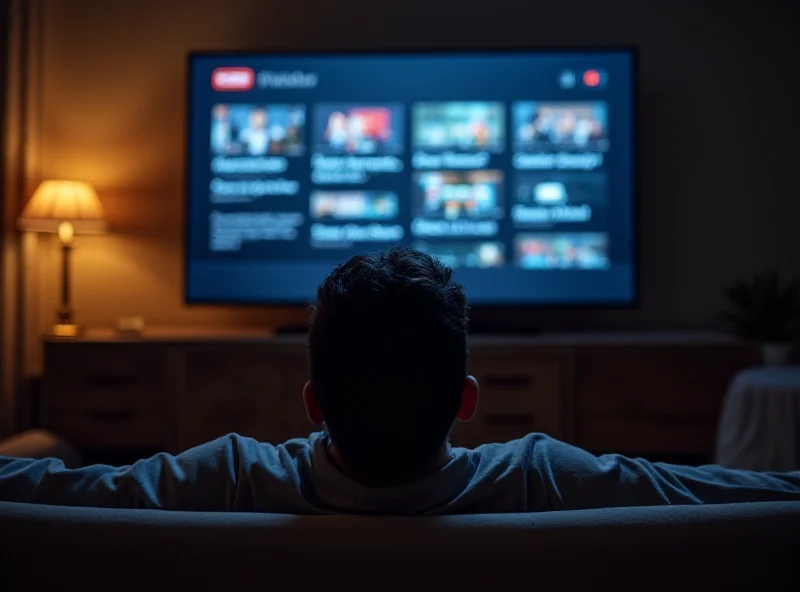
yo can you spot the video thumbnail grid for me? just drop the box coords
[207,101,610,268]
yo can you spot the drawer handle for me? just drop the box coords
[484,374,532,388]
[483,413,536,427]
[88,375,137,387]
[85,409,135,421]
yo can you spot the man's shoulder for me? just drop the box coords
[466,432,556,464]
[191,432,317,463]
[227,431,317,449]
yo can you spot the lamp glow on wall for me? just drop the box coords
[18,180,107,337]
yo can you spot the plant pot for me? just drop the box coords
[761,343,792,367]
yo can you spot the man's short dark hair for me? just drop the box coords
[308,247,468,482]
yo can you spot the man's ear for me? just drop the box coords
[456,375,479,422]
[303,381,325,426]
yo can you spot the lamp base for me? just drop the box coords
[52,323,79,338]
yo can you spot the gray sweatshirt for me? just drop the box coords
[1,432,799,514]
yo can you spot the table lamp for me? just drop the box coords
[18,180,107,337]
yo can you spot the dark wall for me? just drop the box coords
[35,0,800,331]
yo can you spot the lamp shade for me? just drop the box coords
[18,180,107,234]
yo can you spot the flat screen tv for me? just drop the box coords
[186,48,637,306]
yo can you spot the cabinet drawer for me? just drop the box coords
[46,344,167,386]
[43,411,169,449]
[472,360,560,408]
[181,348,291,448]
[469,358,563,442]
[182,348,285,412]
[44,344,167,412]
[575,346,752,422]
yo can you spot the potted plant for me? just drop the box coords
[722,272,800,366]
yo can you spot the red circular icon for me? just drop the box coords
[583,70,601,87]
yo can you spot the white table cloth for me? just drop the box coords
[714,367,800,472]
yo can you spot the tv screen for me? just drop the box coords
[186,48,637,305]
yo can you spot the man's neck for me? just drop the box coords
[326,439,451,487]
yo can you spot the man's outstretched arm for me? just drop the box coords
[530,435,800,510]
[0,434,242,510]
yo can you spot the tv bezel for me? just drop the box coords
[184,45,640,310]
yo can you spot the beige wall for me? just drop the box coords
[33,0,310,339]
[22,0,800,367]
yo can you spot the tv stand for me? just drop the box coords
[38,330,759,462]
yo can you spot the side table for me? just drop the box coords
[714,367,800,471]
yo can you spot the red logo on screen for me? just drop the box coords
[211,67,255,91]
[583,69,601,87]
